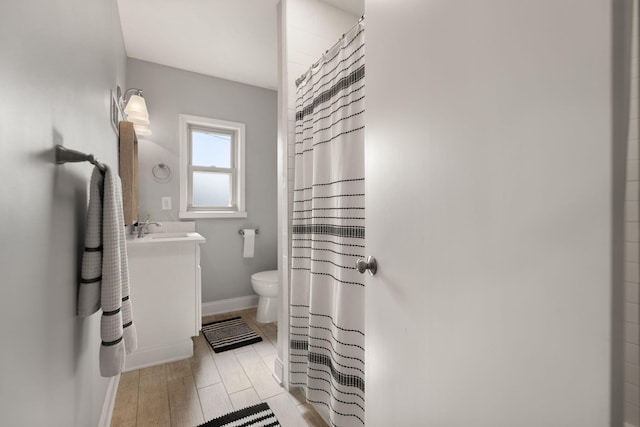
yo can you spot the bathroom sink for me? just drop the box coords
[150,233,189,239]
[127,231,205,245]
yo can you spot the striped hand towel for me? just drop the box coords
[79,166,137,377]
[78,168,103,316]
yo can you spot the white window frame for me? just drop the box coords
[179,114,247,218]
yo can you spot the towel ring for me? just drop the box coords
[152,163,171,182]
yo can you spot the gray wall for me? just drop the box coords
[0,1,126,425]
[126,59,278,303]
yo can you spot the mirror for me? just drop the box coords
[118,121,138,225]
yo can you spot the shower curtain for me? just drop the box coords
[289,22,365,427]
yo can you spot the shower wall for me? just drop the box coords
[625,1,640,424]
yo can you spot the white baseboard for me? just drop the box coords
[202,295,259,317]
[124,339,193,372]
[98,374,120,427]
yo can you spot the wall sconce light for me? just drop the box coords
[119,87,152,136]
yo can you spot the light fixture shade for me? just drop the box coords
[119,87,152,133]
[124,94,150,126]
[125,112,150,125]
[134,123,152,136]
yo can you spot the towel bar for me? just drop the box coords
[55,145,107,173]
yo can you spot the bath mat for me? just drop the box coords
[196,402,280,427]
[202,317,262,353]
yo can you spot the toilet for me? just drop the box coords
[251,270,279,323]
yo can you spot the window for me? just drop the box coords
[179,114,246,218]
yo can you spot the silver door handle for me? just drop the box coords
[355,256,377,275]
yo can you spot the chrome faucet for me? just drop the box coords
[136,218,161,238]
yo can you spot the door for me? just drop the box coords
[364,1,614,426]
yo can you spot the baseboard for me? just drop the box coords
[202,295,259,316]
[124,339,193,372]
[98,374,120,427]
[272,356,284,386]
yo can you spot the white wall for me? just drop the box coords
[625,1,640,424]
[126,59,278,303]
[0,1,126,425]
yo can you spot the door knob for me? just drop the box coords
[355,256,377,275]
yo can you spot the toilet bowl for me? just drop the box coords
[251,270,279,323]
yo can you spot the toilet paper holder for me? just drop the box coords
[238,229,259,236]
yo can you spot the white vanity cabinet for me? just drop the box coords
[124,232,205,371]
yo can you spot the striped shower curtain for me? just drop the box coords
[289,22,365,427]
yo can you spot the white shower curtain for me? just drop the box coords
[289,22,365,427]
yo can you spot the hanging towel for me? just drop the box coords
[79,165,137,377]
[78,168,103,316]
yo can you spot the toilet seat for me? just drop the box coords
[251,270,278,284]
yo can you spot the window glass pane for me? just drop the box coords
[191,130,232,168]
[192,172,231,207]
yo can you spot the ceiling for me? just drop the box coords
[117,0,364,91]
[322,0,364,16]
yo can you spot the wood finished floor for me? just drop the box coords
[110,308,327,427]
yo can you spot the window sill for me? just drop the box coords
[179,210,248,219]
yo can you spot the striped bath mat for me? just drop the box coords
[196,402,280,427]
[202,317,262,353]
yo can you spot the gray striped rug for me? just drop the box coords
[202,317,262,353]
[196,402,279,427]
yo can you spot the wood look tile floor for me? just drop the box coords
[110,308,327,427]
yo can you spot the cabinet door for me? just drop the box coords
[118,121,138,225]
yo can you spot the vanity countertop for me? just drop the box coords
[126,221,205,246]
[126,231,205,246]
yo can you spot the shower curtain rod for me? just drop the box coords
[295,14,365,87]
